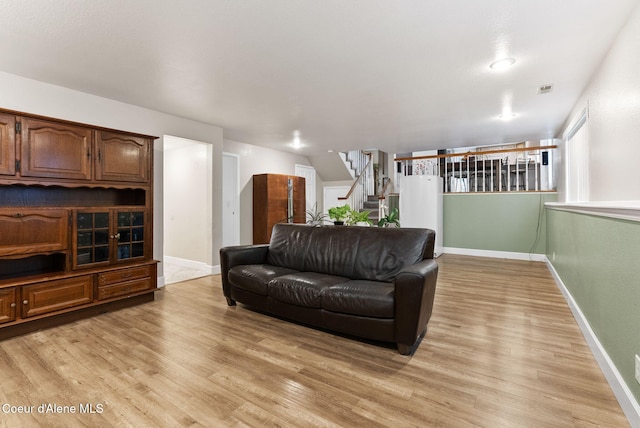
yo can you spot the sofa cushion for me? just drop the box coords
[267,224,434,282]
[228,264,298,295]
[268,272,348,308]
[321,280,395,318]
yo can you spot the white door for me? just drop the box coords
[295,164,316,213]
[222,153,240,247]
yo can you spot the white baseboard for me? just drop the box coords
[164,256,214,274]
[443,247,547,262]
[157,276,166,288]
[546,261,640,427]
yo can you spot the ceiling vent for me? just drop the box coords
[538,84,553,94]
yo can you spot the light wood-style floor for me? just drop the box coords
[0,254,628,427]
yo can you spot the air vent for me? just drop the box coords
[538,84,553,94]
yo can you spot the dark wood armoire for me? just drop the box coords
[253,174,306,244]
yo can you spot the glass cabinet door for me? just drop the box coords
[76,211,110,266]
[74,208,146,269]
[116,211,145,261]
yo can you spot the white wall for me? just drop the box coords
[559,2,640,201]
[223,139,316,244]
[0,71,225,283]
[163,138,211,264]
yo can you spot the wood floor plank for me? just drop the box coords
[0,254,630,427]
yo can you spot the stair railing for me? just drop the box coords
[338,151,373,212]
[377,177,394,220]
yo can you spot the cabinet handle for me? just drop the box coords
[121,272,133,279]
[10,303,16,308]
[11,213,24,218]
[22,300,28,305]
[109,233,121,240]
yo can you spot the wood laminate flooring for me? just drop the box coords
[0,254,629,427]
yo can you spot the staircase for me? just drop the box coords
[337,150,389,225]
[362,194,380,224]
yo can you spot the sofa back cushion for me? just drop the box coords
[267,224,434,282]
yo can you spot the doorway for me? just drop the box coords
[163,135,213,284]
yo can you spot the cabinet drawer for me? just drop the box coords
[98,278,152,300]
[21,276,93,318]
[98,265,151,286]
[0,209,68,256]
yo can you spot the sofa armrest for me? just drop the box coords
[394,259,439,353]
[219,244,270,302]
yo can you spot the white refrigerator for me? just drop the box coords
[398,175,443,257]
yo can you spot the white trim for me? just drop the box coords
[563,106,588,141]
[157,276,166,288]
[546,201,640,222]
[443,247,547,262]
[164,256,215,274]
[546,261,640,427]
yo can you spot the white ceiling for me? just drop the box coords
[0,0,638,156]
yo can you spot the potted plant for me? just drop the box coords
[306,203,329,226]
[347,209,372,226]
[328,204,350,225]
[378,207,400,228]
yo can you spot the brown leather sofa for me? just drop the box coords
[220,223,439,355]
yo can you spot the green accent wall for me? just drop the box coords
[443,193,557,253]
[547,209,640,403]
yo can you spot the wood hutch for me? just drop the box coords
[0,109,158,339]
[253,174,305,244]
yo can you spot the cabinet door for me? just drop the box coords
[96,131,149,183]
[253,174,306,244]
[0,209,68,256]
[115,210,147,261]
[0,113,16,176]
[21,117,92,180]
[73,209,148,269]
[0,288,17,324]
[21,276,93,318]
[73,210,111,269]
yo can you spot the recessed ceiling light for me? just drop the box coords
[498,113,517,120]
[489,58,516,71]
[291,130,302,149]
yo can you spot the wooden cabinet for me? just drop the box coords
[0,108,157,338]
[96,131,150,183]
[0,113,15,176]
[0,288,16,324]
[0,209,68,257]
[21,117,93,180]
[13,117,151,183]
[253,174,305,244]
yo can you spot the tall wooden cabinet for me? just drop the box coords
[253,173,306,244]
[0,108,157,339]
